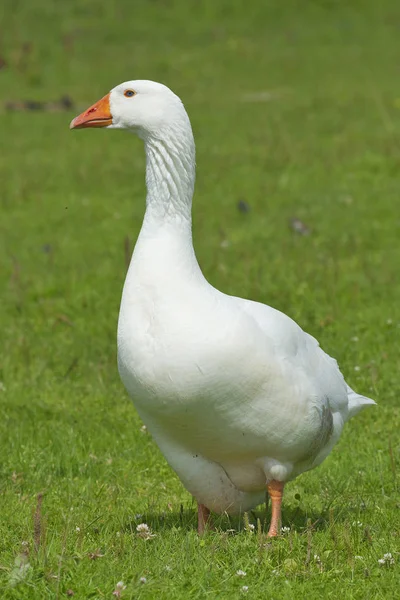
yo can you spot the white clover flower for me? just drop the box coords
[236,570,247,577]
[112,581,126,598]
[314,555,321,564]
[378,553,395,566]
[383,553,394,561]
[139,577,147,584]
[281,526,290,534]
[354,366,361,372]
[241,586,249,593]
[136,523,156,540]
[75,526,80,532]
[384,553,394,564]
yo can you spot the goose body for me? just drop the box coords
[71,81,375,533]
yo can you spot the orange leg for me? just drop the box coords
[197,503,211,535]
[266,480,284,537]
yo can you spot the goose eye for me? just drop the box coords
[124,89,136,98]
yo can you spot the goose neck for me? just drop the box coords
[142,126,196,232]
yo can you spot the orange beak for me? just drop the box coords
[70,93,112,129]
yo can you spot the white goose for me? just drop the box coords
[70,81,375,536]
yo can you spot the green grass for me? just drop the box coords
[1,0,399,597]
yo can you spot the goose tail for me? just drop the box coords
[347,384,376,418]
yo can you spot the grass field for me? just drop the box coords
[1,0,399,598]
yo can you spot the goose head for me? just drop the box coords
[70,80,189,141]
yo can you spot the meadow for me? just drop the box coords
[0,0,399,598]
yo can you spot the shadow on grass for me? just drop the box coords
[122,502,332,535]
